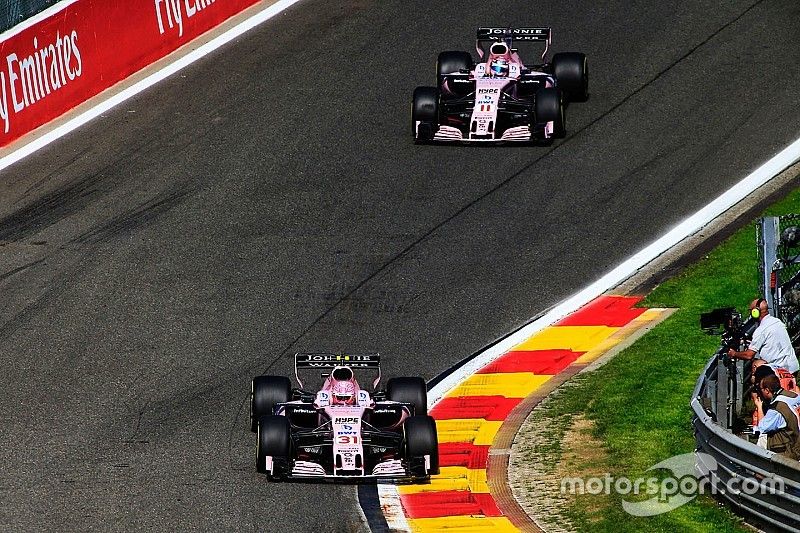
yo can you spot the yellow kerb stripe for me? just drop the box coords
[398,466,490,494]
[574,335,624,364]
[446,372,551,399]
[408,516,519,532]
[513,325,619,352]
[435,419,504,446]
[574,309,669,364]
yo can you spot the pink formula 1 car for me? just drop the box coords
[412,27,588,143]
[250,353,439,481]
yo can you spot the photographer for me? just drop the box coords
[754,375,800,459]
[727,298,799,376]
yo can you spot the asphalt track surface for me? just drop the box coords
[1,0,799,531]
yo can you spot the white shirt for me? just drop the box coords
[749,315,799,373]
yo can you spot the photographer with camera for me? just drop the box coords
[727,298,799,376]
[754,374,800,459]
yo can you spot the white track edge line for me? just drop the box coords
[376,138,800,532]
[0,0,80,41]
[376,483,410,531]
[0,0,305,174]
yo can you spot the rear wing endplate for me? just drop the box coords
[476,27,552,59]
[294,353,382,389]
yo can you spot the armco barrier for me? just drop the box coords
[691,356,800,531]
[0,0,264,148]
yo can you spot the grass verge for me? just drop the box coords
[518,184,800,532]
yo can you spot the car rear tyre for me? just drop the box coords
[437,51,472,78]
[535,88,565,138]
[250,376,291,432]
[404,415,439,476]
[387,377,427,415]
[412,86,439,142]
[552,52,588,102]
[256,415,291,478]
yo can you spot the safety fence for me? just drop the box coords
[0,0,62,33]
[759,215,800,344]
[692,215,800,531]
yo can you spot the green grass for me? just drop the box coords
[521,183,800,532]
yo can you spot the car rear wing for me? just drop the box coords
[476,27,552,60]
[294,352,382,389]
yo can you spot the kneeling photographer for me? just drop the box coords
[753,374,800,459]
[727,298,799,377]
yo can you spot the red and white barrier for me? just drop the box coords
[0,0,263,148]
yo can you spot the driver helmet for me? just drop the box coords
[331,380,356,405]
[490,58,509,77]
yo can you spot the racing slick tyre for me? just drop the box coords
[404,415,440,476]
[412,86,439,142]
[535,88,565,138]
[250,375,291,432]
[552,52,588,102]
[437,51,472,78]
[387,377,427,415]
[256,415,291,479]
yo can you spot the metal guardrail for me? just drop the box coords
[691,356,800,531]
[0,0,62,34]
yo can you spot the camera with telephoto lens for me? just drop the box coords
[700,307,759,365]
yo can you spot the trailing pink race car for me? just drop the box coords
[412,27,588,143]
[250,353,439,481]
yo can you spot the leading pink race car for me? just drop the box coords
[250,353,439,481]
[412,27,588,143]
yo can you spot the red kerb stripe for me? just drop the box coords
[431,396,521,421]
[401,491,503,518]
[438,443,491,468]
[556,295,645,327]
[478,349,583,375]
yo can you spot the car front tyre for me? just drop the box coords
[404,415,439,476]
[256,415,291,479]
[535,88,565,138]
[412,86,439,142]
